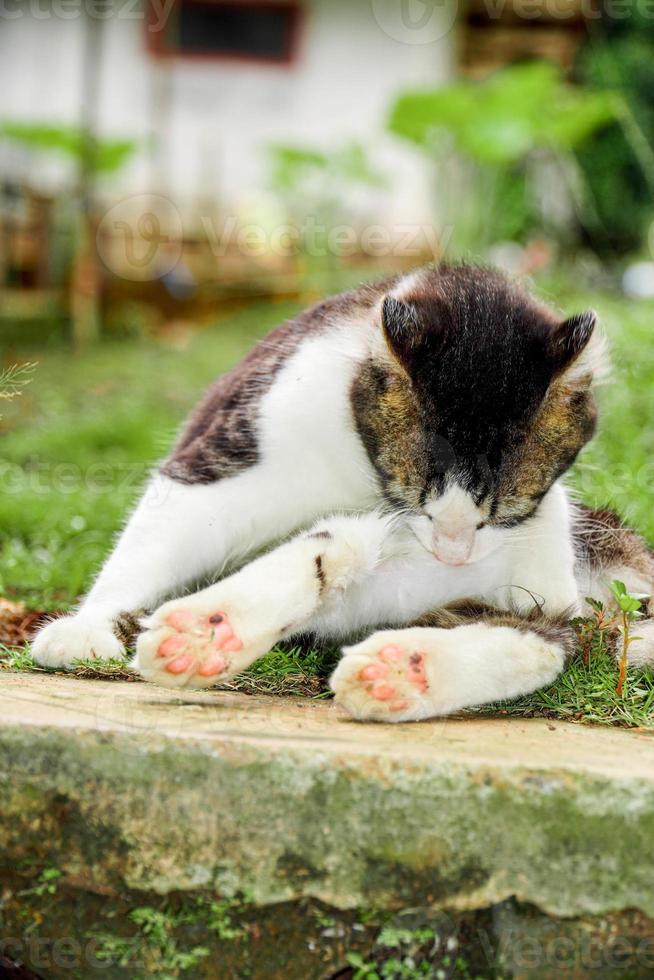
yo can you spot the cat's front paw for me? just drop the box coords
[331,630,444,723]
[31,615,125,668]
[134,591,274,688]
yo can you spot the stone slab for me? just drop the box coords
[1,671,654,918]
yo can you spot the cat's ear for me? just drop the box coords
[549,311,597,369]
[381,296,423,367]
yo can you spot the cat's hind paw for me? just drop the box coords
[331,630,441,723]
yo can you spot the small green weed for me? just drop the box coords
[345,921,486,979]
[610,580,648,695]
[91,902,219,978]
[497,584,653,727]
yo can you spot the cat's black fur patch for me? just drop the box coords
[351,264,599,524]
[314,554,327,595]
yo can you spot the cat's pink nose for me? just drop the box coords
[432,528,475,566]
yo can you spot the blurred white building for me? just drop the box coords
[0,0,459,227]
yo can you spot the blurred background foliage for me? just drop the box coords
[387,60,618,254]
[0,122,138,175]
[574,15,654,256]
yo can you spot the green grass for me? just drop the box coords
[490,646,654,729]
[0,640,341,697]
[0,299,299,607]
[1,277,653,726]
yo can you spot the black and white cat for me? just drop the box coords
[32,264,654,721]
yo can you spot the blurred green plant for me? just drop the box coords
[268,141,387,281]
[269,141,386,198]
[266,141,388,289]
[0,121,137,174]
[575,21,654,256]
[387,61,617,255]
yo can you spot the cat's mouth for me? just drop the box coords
[433,552,472,567]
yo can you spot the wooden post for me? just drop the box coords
[70,14,104,347]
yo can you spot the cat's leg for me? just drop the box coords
[134,511,396,688]
[330,488,582,724]
[32,320,376,670]
[31,469,313,668]
[331,603,574,722]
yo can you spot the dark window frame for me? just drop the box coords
[146,0,303,67]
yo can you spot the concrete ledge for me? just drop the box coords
[1,672,654,919]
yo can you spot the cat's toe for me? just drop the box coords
[330,635,434,722]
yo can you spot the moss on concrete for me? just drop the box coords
[2,719,654,918]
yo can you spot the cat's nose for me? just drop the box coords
[432,527,475,566]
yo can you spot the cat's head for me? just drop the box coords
[355,264,606,565]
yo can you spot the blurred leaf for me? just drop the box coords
[268,144,329,190]
[268,140,386,193]
[0,120,137,173]
[388,62,617,165]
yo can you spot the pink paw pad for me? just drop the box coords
[210,622,234,647]
[157,635,187,659]
[166,654,193,675]
[371,683,397,701]
[359,663,389,681]
[407,652,428,692]
[197,652,228,677]
[379,645,404,663]
[206,613,243,652]
[165,610,195,631]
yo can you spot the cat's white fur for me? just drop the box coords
[31,305,650,720]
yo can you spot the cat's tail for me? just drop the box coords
[572,503,654,667]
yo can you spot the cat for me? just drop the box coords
[32,263,654,722]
